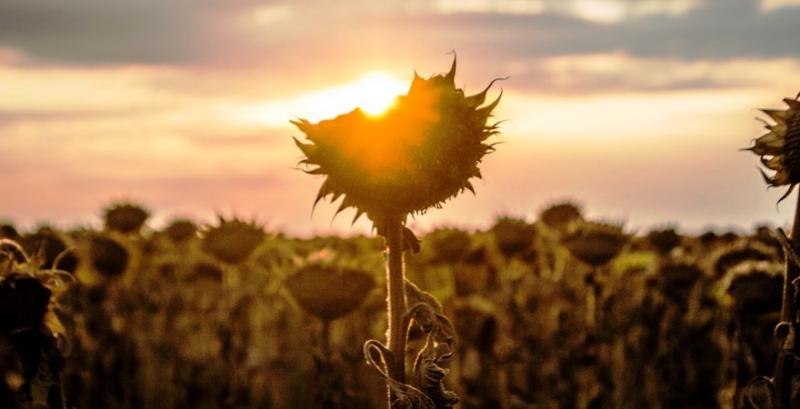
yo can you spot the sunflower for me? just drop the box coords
[745,93,800,201]
[285,263,375,321]
[561,222,628,268]
[202,217,266,264]
[102,201,150,234]
[292,57,503,224]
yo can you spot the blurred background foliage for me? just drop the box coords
[0,201,787,409]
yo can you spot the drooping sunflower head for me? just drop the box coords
[102,201,150,234]
[745,93,800,201]
[539,201,583,234]
[202,216,266,265]
[561,221,628,268]
[293,57,504,224]
[285,263,376,321]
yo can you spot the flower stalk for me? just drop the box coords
[385,216,407,385]
[773,193,800,409]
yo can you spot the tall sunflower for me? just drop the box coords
[293,57,504,408]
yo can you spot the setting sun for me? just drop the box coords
[236,70,407,126]
[351,71,407,115]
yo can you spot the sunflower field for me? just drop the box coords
[0,200,788,409]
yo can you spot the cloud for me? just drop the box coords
[0,0,266,64]
[0,0,798,66]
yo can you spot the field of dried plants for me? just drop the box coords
[0,201,786,408]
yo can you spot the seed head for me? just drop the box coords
[561,222,628,267]
[164,218,198,244]
[744,93,800,201]
[102,201,150,234]
[88,234,131,279]
[202,216,265,264]
[285,263,375,321]
[490,216,536,258]
[539,201,583,234]
[293,57,504,223]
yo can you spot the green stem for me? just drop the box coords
[385,216,407,387]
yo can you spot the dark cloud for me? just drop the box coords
[371,0,800,61]
[0,0,265,64]
[0,0,798,67]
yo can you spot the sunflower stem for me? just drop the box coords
[321,319,331,357]
[774,192,800,409]
[385,216,407,394]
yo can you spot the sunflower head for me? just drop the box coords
[657,262,703,302]
[202,216,266,264]
[0,273,52,334]
[561,221,628,267]
[164,218,198,244]
[645,228,682,255]
[102,201,150,234]
[724,263,783,315]
[745,93,800,201]
[490,215,536,258]
[293,57,503,224]
[87,233,132,279]
[285,263,375,321]
[539,201,583,234]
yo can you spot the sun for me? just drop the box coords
[350,71,407,116]
[234,71,408,126]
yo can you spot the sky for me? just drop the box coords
[2,0,800,236]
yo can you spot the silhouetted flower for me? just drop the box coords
[0,273,52,334]
[103,201,150,234]
[658,262,703,301]
[163,218,198,244]
[645,228,682,255]
[724,263,783,314]
[292,58,503,223]
[202,217,265,264]
[491,216,536,258]
[286,264,375,321]
[562,222,627,267]
[88,234,130,278]
[539,201,583,234]
[745,93,800,200]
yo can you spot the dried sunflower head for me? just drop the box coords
[539,201,583,234]
[87,233,132,279]
[561,222,628,267]
[293,58,503,224]
[202,216,266,264]
[102,201,150,234]
[285,263,375,321]
[0,273,52,334]
[163,218,198,244]
[657,262,703,302]
[723,262,783,315]
[745,93,800,201]
[645,228,682,256]
[490,216,536,258]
